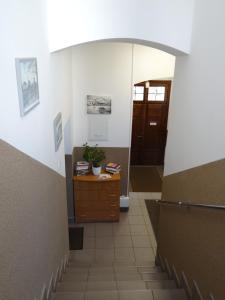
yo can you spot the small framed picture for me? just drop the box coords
[15,57,40,116]
[87,95,112,114]
[53,112,63,152]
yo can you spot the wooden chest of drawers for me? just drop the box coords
[73,173,120,223]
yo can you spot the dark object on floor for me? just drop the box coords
[120,207,129,212]
[69,226,84,250]
[130,166,162,192]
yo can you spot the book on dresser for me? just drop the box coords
[105,162,121,174]
[75,161,90,175]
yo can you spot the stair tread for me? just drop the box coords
[146,280,177,289]
[152,289,187,300]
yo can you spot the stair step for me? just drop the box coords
[152,289,187,300]
[52,290,155,300]
[52,289,187,300]
[145,280,177,289]
[141,272,168,280]
[52,292,84,300]
[68,258,156,268]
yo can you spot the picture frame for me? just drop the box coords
[53,112,63,152]
[15,57,40,116]
[87,95,111,114]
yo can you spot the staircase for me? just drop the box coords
[51,193,188,300]
[52,253,187,300]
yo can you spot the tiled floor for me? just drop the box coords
[73,192,161,263]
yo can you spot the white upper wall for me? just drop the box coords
[48,0,195,55]
[164,0,225,175]
[0,0,72,176]
[71,42,175,148]
[133,45,175,83]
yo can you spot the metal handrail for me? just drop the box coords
[152,199,225,210]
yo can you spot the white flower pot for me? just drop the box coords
[92,165,102,176]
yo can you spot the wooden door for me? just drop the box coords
[131,80,171,165]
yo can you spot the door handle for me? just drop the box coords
[137,135,143,138]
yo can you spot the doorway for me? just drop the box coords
[130,80,171,192]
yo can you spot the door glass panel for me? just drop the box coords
[148,86,165,101]
[133,86,144,101]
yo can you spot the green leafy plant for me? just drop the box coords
[83,143,105,167]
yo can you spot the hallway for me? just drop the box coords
[52,193,187,300]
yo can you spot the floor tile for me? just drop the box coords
[83,224,96,237]
[73,250,95,262]
[133,247,155,261]
[114,247,135,262]
[85,290,119,300]
[119,290,154,300]
[131,236,151,247]
[113,224,130,236]
[96,223,113,237]
[95,249,114,261]
[83,237,95,249]
[130,225,148,235]
[128,206,143,216]
[114,236,132,248]
[119,213,129,224]
[128,215,145,225]
[96,237,114,249]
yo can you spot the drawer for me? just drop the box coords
[74,181,101,191]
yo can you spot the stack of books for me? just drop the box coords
[105,162,121,174]
[75,161,90,176]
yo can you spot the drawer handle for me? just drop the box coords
[111,204,117,207]
[109,194,117,197]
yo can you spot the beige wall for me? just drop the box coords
[159,158,225,300]
[0,140,69,300]
[162,158,225,205]
[158,205,225,300]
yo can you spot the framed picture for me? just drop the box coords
[87,95,111,114]
[15,57,40,116]
[53,112,63,152]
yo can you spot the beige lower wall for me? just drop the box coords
[0,140,69,300]
[162,158,225,204]
[158,205,225,300]
[159,158,225,300]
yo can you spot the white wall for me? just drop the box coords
[133,44,175,83]
[164,0,225,175]
[72,42,133,147]
[48,0,194,55]
[0,0,72,176]
[71,42,175,148]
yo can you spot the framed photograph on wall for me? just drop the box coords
[87,95,111,114]
[15,57,40,116]
[53,112,63,152]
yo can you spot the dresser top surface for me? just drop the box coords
[73,172,120,182]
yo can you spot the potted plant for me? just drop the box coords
[83,143,106,175]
